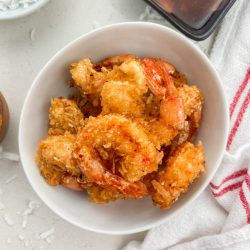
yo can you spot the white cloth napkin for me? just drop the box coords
[124,0,250,249]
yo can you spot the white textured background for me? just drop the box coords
[0,0,214,249]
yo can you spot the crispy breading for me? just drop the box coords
[146,119,178,148]
[75,114,163,183]
[119,58,148,94]
[70,59,109,106]
[87,185,126,204]
[48,98,84,135]
[70,57,148,106]
[177,85,204,117]
[36,133,81,185]
[172,70,188,88]
[101,81,145,117]
[152,142,205,208]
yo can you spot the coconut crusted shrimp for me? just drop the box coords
[74,114,162,183]
[74,144,148,199]
[35,53,206,208]
[152,142,205,209]
[141,58,204,147]
[138,58,183,148]
[74,115,164,198]
[70,55,147,107]
[141,58,185,130]
[100,56,149,117]
[48,98,84,135]
[101,81,146,117]
[87,185,126,204]
[70,59,109,106]
[36,133,79,184]
[172,85,204,147]
[36,133,91,190]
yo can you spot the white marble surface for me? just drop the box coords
[0,0,215,249]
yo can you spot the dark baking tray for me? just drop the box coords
[144,0,237,41]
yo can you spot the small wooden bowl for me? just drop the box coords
[0,92,9,142]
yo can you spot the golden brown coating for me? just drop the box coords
[74,144,148,199]
[36,133,81,185]
[75,114,163,183]
[152,142,205,208]
[70,59,109,106]
[171,85,204,147]
[118,58,148,94]
[97,54,138,69]
[48,98,84,135]
[144,93,161,119]
[87,185,126,204]
[70,56,148,108]
[172,71,188,88]
[177,85,204,117]
[146,120,178,148]
[101,81,145,117]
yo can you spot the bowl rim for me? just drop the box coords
[0,0,49,20]
[18,21,229,235]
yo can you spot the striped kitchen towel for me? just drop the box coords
[124,0,250,249]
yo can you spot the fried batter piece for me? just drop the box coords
[172,71,188,88]
[101,81,145,117]
[75,114,163,183]
[177,85,204,117]
[87,185,126,204]
[147,120,178,148]
[152,142,205,208]
[74,144,148,199]
[118,58,148,94]
[36,133,92,190]
[70,59,109,106]
[36,133,81,185]
[171,85,204,147]
[48,98,84,135]
[70,56,148,108]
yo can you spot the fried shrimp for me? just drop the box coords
[36,133,81,185]
[171,85,204,147]
[87,185,126,204]
[119,58,148,94]
[152,142,205,208]
[70,59,109,106]
[48,98,84,135]
[146,120,178,148]
[36,54,206,208]
[75,115,163,182]
[141,58,185,130]
[74,144,148,199]
[177,85,204,117]
[101,81,145,117]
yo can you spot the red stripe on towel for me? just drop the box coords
[227,89,250,150]
[230,66,250,118]
[212,181,243,197]
[210,168,247,190]
[245,174,250,190]
[239,188,250,224]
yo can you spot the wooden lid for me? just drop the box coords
[0,92,9,142]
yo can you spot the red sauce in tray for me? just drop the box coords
[155,0,224,29]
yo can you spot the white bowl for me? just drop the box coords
[19,22,229,235]
[0,0,49,20]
